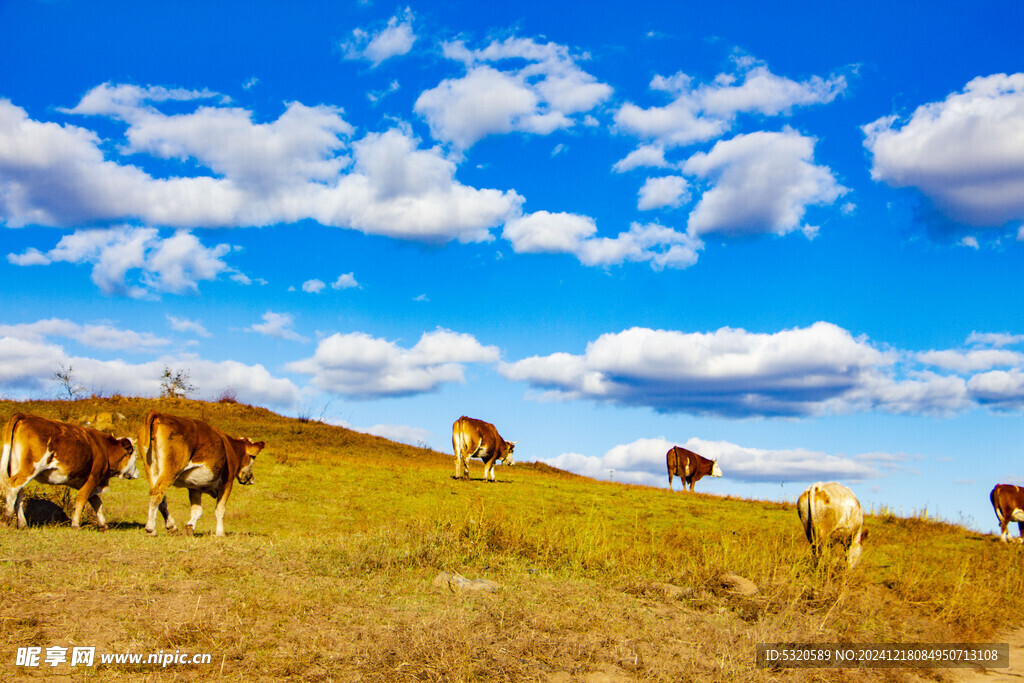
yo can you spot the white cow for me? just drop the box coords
[797,482,867,569]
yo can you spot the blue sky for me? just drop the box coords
[2,0,1023,531]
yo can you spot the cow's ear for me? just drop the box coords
[121,438,134,454]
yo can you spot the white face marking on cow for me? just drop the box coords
[504,441,516,466]
[711,461,723,478]
[237,460,255,485]
[121,448,140,480]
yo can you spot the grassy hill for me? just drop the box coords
[1,397,1021,681]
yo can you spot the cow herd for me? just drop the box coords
[2,409,1022,567]
[1,411,263,537]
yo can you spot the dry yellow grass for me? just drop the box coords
[1,397,1021,681]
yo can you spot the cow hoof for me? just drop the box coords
[145,528,157,536]
[97,524,108,532]
[167,525,179,534]
[185,526,195,537]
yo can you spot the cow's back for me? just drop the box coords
[6,415,105,481]
[144,412,235,482]
[453,417,500,454]
[992,484,1024,519]
[799,481,864,546]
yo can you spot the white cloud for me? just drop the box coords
[332,272,359,289]
[614,59,845,151]
[0,336,299,408]
[542,436,880,488]
[315,127,524,242]
[7,248,50,266]
[67,84,355,191]
[286,327,499,398]
[0,98,241,229]
[917,348,1024,373]
[503,211,702,270]
[167,314,211,338]
[612,144,671,173]
[361,423,432,446]
[302,279,326,293]
[638,175,690,210]
[683,129,846,238]
[0,318,169,351]
[501,322,898,417]
[840,371,970,417]
[415,36,611,150]
[968,369,1024,411]
[342,8,416,66]
[967,332,1024,348]
[863,73,1024,227]
[246,311,307,342]
[503,210,598,254]
[575,222,702,269]
[7,227,238,298]
[0,96,521,245]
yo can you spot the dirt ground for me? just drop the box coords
[946,626,1024,681]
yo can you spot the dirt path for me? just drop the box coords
[944,627,1024,681]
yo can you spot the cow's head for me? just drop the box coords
[236,437,265,485]
[502,440,517,466]
[711,459,723,478]
[115,437,139,480]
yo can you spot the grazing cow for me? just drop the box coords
[666,445,722,492]
[452,416,516,482]
[139,411,264,537]
[798,482,867,569]
[990,484,1024,543]
[1,413,138,529]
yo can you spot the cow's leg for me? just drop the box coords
[72,477,99,529]
[483,458,494,482]
[14,489,28,528]
[87,494,108,530]
[146,480,176,535]
[5,448,43,528]
[159,496,178,532]
[185,489,203,536]
[1018,521,1024,544]
[668,470,673,491]
[5,487,27,528]
[4,482,22,525]
[213,480,234,537]
[454,452,464,479]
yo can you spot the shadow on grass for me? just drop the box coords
[105,521,149,531]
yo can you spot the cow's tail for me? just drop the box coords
[1,413,27,496]
[992,486,1005,525]
[138,410,160,475]
[667,448,676,490]
[452,418,470,459]
[804,483,818,547]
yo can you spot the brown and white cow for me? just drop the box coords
[991,484,1024,543]
[666,445,722,492]
[1,413,138,529]
[798,482,867,569]
[452,416,516,482]
[138,411,264,537]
